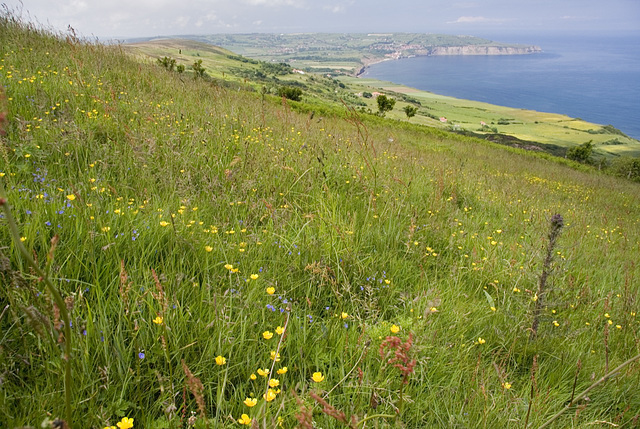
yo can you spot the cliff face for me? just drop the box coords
[428,45,541,56]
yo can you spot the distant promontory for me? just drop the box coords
[140,33,541,75]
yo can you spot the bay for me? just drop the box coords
[362,35,640,140]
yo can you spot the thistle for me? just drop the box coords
[530,214,564,340]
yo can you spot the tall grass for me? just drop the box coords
[1,12,639,428]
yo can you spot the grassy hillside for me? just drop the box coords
[127,39,640,160]
[1,14,640,429]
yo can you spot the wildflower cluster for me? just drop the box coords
[379,334,417,385]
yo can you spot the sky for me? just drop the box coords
[2,0,639,41]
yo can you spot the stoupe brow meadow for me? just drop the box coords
[1,10,640,429]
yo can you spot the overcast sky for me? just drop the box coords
[3,0,639,40]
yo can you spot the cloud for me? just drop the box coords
[447,15,509,24]
[560,15,596,22]
[242,0,306,6]
[323,5,346,13]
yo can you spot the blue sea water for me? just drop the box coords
[363,35,640,139]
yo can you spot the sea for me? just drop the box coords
[362,34,640,140]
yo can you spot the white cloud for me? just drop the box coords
[242,0,306,6]
[174,15,190,28]
[447,15,509,24]
[323,5,346,13]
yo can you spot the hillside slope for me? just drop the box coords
[127,38,640,160]
[1,15,640,428]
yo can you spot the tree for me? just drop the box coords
[376,94,395,116]
[610,156,640,181]
[566,141,594,164]
[403,105,418,119]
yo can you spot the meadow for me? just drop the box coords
[127,39,640,160]
[1,13,640,429]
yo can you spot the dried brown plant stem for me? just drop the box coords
[523,355,538,429]
[537,352,640,429]
[323,340,370,399]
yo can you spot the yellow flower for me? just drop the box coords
[266,286,275,295]
[269,378,280,387]
[243,397,257,407]
[477,337,486,345]
[101,226,111,232]
[152,316,163,325]
[215,355,226,366]
[250,274,259,280]
[225,263,233,270]
[263,389,277,402]
[238,413,252,425]
[553,320,559,327]
[277,367,288,375]
[312,372,324,383]
[263,331,273,340]
[159,221,170,227]
[502,382,512,389]
[270,351,280,361]
[250,373,257,380]
[390,324,400,334]
[66,194,76,201]
[116,417,134,429]
[275,326,284,335]
[257,368,269,377]
[20,236,27,242]
[490,306,496,312]
[205,245,213,252]
[340,312,349,319]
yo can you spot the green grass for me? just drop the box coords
[1,13,640,429]
[126,38,640,160]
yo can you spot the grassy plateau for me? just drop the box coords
[1,13,640,429]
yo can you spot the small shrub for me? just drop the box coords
[278,86,303,101]
[566,141,593,164]
[192,59,206,78]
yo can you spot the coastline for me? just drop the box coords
[355,45,541,77]
[339,72,640,158]
[352,45,640,144]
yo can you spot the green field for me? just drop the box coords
[127,38,640,160]
[2,14,640,429]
